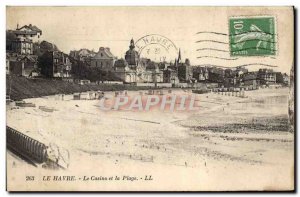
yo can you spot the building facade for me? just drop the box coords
[6,24,42,77]
[69,49,96,62]
[177,59,192,82]
[258,69,276,85]
[6,24,42,55]
[241,72,260,89]
[39,51,72,78]
[6,53,38,77]
[113,39,163,83]
[91,47,115,72]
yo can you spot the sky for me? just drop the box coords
[6,6,294,73]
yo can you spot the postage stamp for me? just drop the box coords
[229,16,276,56]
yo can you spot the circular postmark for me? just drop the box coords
[135,34,178,62]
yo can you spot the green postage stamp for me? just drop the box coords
[229,16,276,56]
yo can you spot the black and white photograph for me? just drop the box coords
[5,6,295,191]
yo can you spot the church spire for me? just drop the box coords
[177,48,181,64]
[125,38,139,66]
[130,38,135,50]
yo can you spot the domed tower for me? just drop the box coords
[125,38,139,67]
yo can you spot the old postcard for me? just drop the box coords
[6,6,294,191]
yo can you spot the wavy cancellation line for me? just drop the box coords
[239,63,278,67]
[196,47,277,53]
[195,39,277,44]
[196,48,229,52]
[193,63,278,68]
[195,40,228,44]
[231,47,277,52]
[196,55,276,60]
[196,56,239,60]
[196,31,276,36]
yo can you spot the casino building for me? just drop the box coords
[114,39,163,83]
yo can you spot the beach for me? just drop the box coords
[6,87,294,191]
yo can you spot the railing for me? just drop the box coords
[7,126,47,163]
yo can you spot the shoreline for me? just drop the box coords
[6,87,294,190]
[7,75,289,101]
[7,75,168,101]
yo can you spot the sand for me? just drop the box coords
[6,87,294,191]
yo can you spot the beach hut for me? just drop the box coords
[73,93,80,100]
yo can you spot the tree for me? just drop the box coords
[33,40,59,57]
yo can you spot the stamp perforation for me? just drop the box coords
[228,15,278,58]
